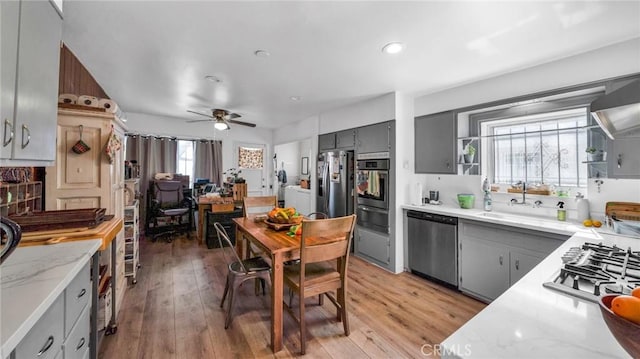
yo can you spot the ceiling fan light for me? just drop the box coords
[214,121,229,131]
[382,42,404,54]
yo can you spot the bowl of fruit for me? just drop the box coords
[599,288,640,357]
[267,207,302,224]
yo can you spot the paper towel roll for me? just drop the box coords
[58,94,78,104]
[77,95,99,107]
[98,98,119,113]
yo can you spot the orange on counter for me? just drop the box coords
[592,220,602,228]
[632,287,640,299]
[611,295,640,325]
[583,219,593,227]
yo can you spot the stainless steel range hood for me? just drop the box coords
[590,79,640,139]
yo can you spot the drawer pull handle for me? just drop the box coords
[76,337,86,351]
[499,255,503,266]
[515,259,520,270]
[77,288,87,299]
[37,335,54,356]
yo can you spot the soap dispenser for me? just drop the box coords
[482,178,492,211]
[557,201,566,221]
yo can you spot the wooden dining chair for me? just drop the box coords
[282,214,356,354]
[242,195,278,217]
[214,222,271,329]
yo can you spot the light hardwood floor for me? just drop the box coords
[99,234,485,358]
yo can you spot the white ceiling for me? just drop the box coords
[61,1,640,130]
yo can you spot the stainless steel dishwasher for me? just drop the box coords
[407,210,458,288]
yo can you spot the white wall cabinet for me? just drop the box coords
[458,219,567,302]
[0,0,61,165]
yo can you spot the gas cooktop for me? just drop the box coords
[543,242,640,302]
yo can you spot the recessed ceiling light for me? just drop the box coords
[254,50,270,58]
[382,42,404,54]
[290,96,301,101]
[205,75,221,83]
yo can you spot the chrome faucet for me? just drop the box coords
[510,181,528,205]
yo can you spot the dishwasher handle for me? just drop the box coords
[407,210,457,225]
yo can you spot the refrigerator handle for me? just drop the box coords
[323,161,330,213]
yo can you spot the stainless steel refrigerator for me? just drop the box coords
[317,150,354,218]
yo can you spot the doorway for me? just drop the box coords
[234,142,266,196]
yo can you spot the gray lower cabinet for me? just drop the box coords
[356,122,392,154]
[415,111,456,174]
[14,263,91,359]
[458,219,566,302]
[0,0,61,164]
[15,295,64,359]
[355,226,390,267]
[608,137,640,178]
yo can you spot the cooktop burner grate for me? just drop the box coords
[543,242,640,302]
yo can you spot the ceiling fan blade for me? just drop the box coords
[228,119,256,128]
[187,110,214,119]
[186,118,215,123]
[228,112,241,119]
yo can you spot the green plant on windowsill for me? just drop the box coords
[223,168,244,183]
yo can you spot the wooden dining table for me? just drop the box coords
[233,215,302,353]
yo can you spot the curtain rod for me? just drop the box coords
[125,132,221,142]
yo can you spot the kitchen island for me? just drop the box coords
[440,230,635,358]
[1,239,101,358]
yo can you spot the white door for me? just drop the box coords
[235,142,267,196]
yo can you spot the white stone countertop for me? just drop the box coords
[401,203,615,237]
[440,230,639,358]
[0,240,101,358]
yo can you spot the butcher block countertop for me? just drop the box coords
[18,217,123,251]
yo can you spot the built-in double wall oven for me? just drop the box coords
[356,154,389,234]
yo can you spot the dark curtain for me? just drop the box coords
[125,135,177,225]
[194,140,222,186]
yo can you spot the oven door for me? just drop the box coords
[356,168,388,209]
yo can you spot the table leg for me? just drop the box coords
[235,226,244,259]
[271,252,283,352]
[198,203,206,243]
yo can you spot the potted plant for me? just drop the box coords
[463,143,476,163]
[585,147,604,162]
[223,168,244,183]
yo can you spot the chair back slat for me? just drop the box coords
[300,215,356,265]
[243,196,277,217]
[214,222,247,273]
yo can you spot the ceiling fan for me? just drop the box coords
[186,108,256,130]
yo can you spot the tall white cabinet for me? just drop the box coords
[46,107,128,323]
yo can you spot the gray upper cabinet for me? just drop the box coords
[415,111,456,174]
[356,122,391,154]
[1,1,19,160]
[608,137,640,178]
[318,133,336,151]
[1,0,61,164]
[335,129,355,149]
